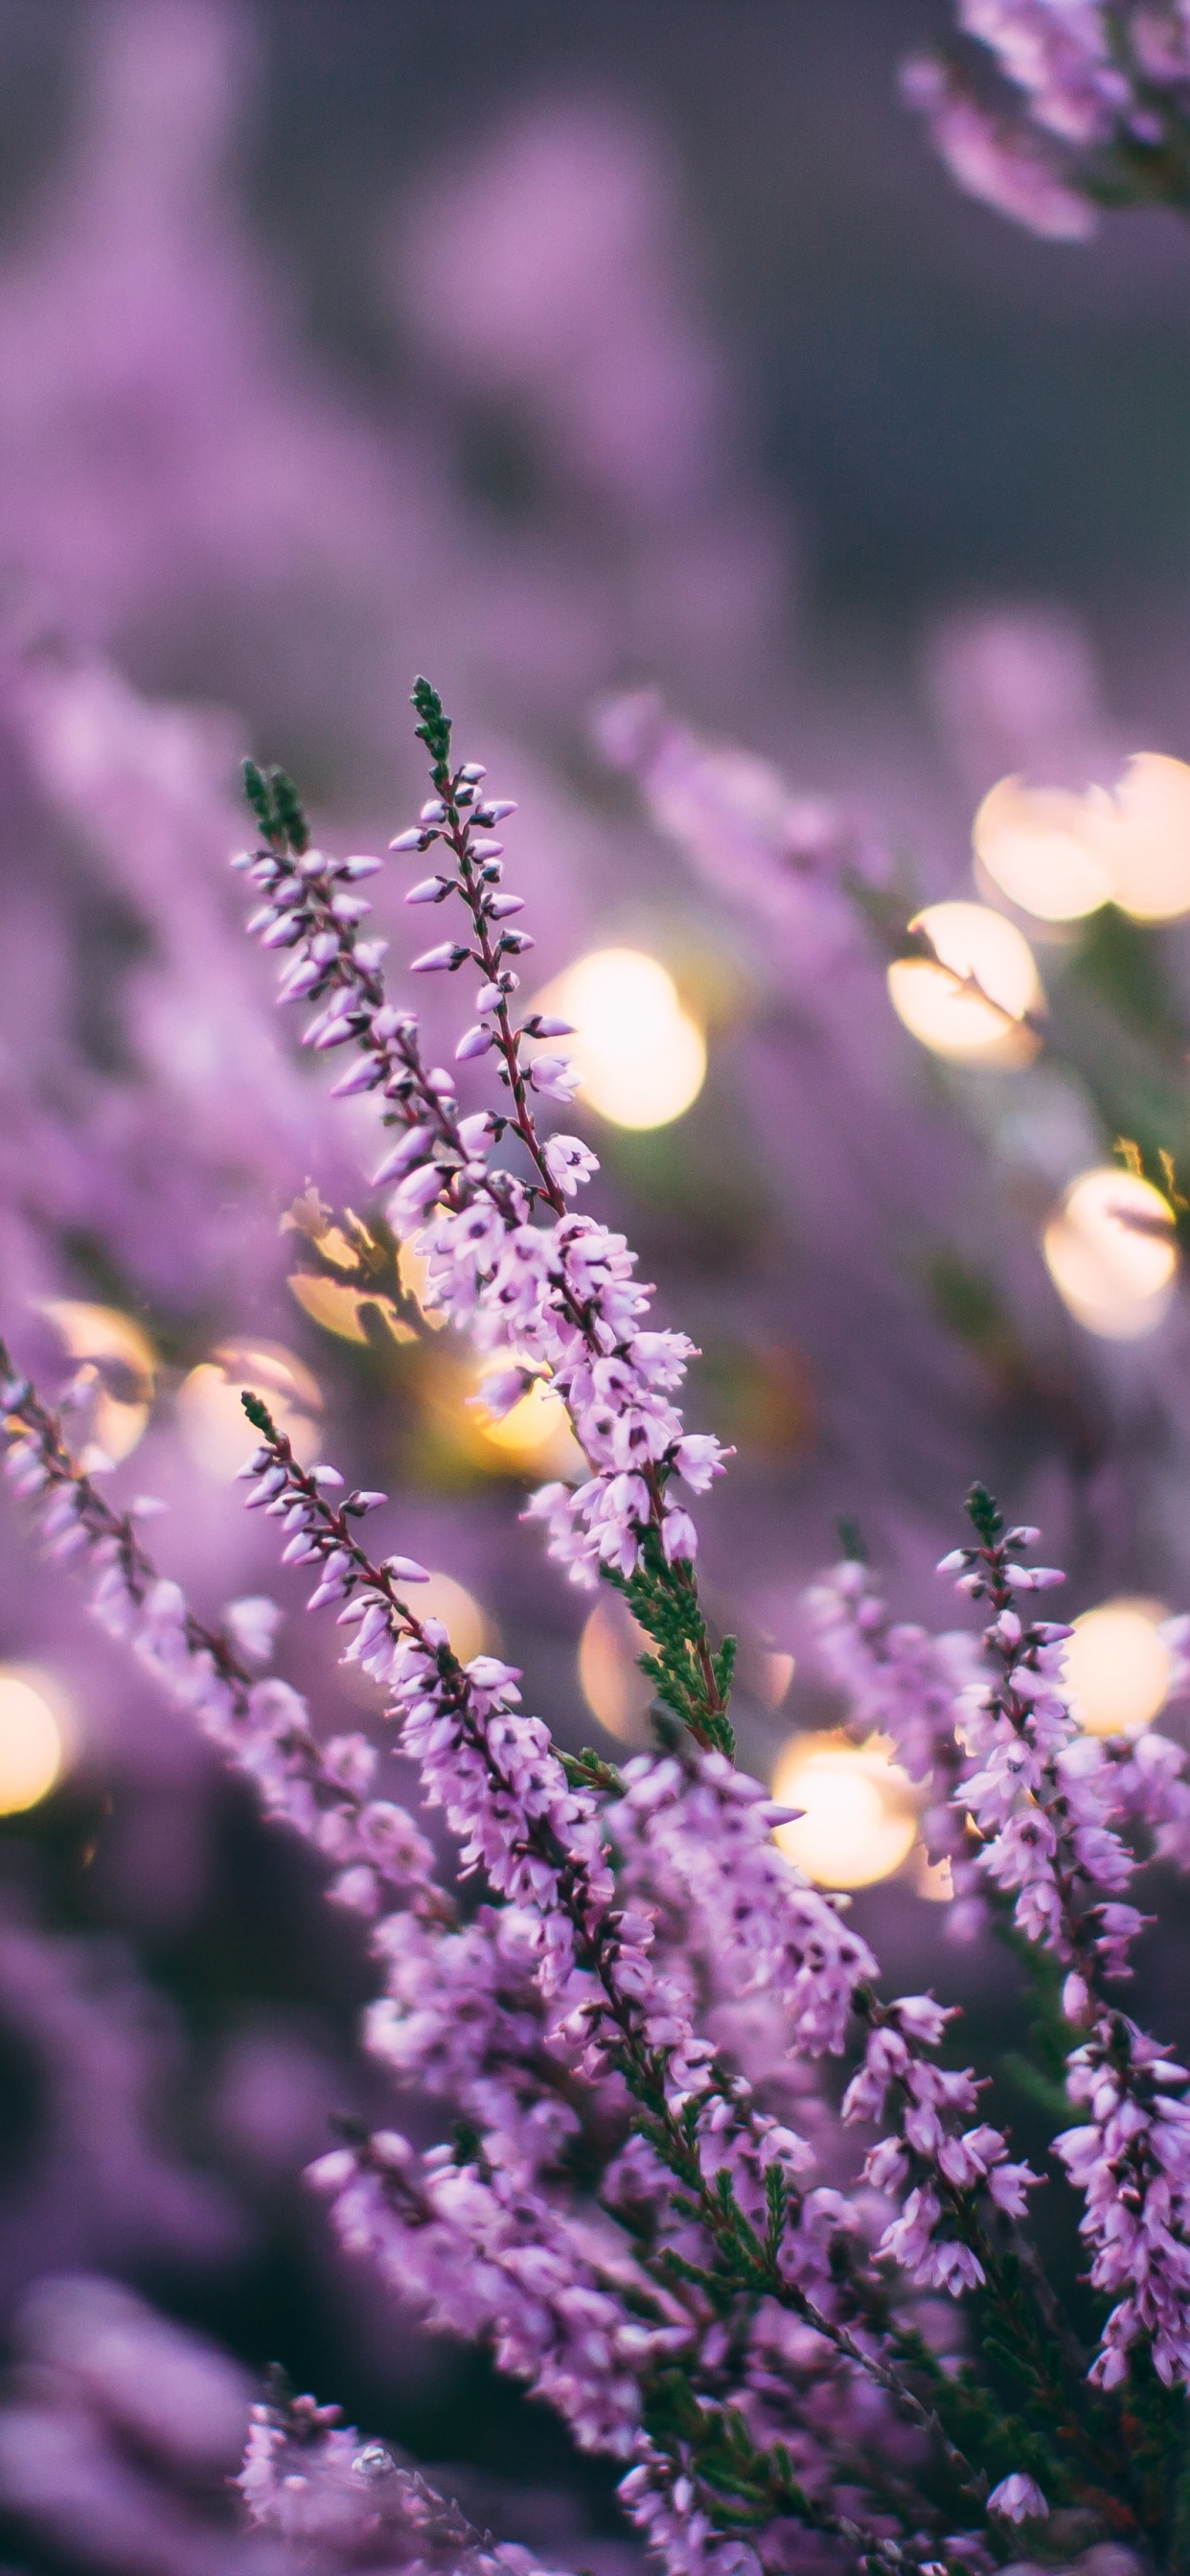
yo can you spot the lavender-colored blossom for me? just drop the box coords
[957,1,1128,145]
[940,1498,1190,2385]
[240,2374,575,2573]
[237,710,730,1599]
[1055,2016,1190,2387]
[987,2469,1048,2521]
[608,1748,878,2058]
[806,1560,988,1937]
[12,686,1190,2573]
[0,1355,443,1927]
[904,3,1190,232]
[901,55,1099,238]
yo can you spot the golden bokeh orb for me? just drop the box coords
[1106,753,1190,922]
[287,1272,417,1346]
[1064,1598,1173,1739]
[470,1369,585,1479]
[973,774,1115,923]
[178,1342,322,1480]
[397,1240,447,1330]
[771,1733,918,1891]
[1042,1167,1179,1340]
[972,752,1190,925]
[414,1573,489,1665]
[40,1300,156,1466]
[0,1671,64,1814]
[887,902,1042,1067]
[910,1848,955,1902]
[578,1594,653,1746]
[535,948,706,1129]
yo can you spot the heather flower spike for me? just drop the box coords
[9,677,1190,2570]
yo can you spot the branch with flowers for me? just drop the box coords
[904,4,1190,239]
[9,679,1190,2571]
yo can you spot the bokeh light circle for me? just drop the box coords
[415,1573,489,1665]
[1108,753,1190,922]
[771,1733,917,1890]
[887,902,1042,1065]
[973,774,1115,922]
[578,1594,653,1746]
[0,1672,64,1814]
[470,1368,585,1478]
[1064,1598,1173,1738]
[40,1300,156,1466]
[536,948,705,1128]
[178,1342,322,1480]
[1042,1167,1179,1340]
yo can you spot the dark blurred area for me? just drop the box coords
[8,2,1190,689]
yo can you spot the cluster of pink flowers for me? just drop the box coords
[239,2376,571,2574]
[935,1505,1190,2388]
[843,1990,1039,2300]
[938,1510,1172,1977]
[904,3,1190,236]
[1055,2014,1190,2390]
[608,1749,877,2058]
[240,707,729,1598]
[809,1512,1190,2401]
[953,0,1138,141]
[805,1564,988,1939]
[0,1366,441,1925]
[10,685,1190,2574]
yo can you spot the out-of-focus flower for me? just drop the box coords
[904,6,1190,234]
[16,2273,252,2476]
[0,1920,241,2304]
[1042,1165,1179,1338]
[901,54,1097,239]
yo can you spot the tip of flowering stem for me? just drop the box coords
[241,757,275,840]
[240,1389,279,1440]
[965,1482,1003,1547]
[835,1514,867,1563]
[411,676,452,779]
[561,1745,625,1795]
[240,757,310,855]
[271,769,310,855]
